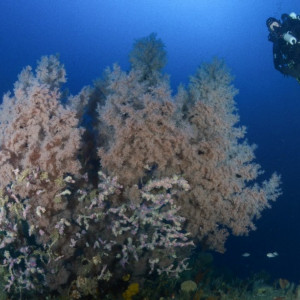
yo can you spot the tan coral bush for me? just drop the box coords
[98,65,190,189]
[97,59,281,253]
[0,55,82,188]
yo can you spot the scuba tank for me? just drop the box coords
[284,31,297,45]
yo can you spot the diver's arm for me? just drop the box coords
[292,19,300,38]
[273,45,290,75]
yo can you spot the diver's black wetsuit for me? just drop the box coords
[268,14,300,79]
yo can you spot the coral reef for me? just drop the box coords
[0,34,281,298]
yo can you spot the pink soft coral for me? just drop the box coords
[96,58,281,253]
[0,55,82,187]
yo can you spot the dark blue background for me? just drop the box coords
[0,0,298,282]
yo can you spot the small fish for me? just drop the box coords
[242,252,251,257]
[266,251,279,258]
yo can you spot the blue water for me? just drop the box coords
[0,0,299,286]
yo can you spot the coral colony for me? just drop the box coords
[0,33,280,298]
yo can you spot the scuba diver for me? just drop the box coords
[266,12,300,82]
